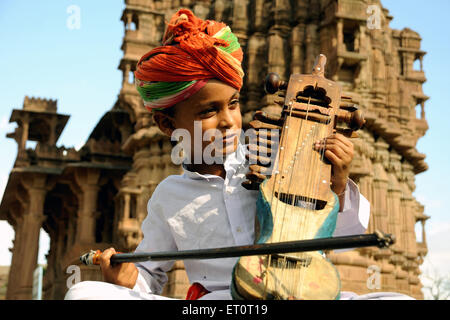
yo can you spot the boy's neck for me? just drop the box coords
[185,163,226,179]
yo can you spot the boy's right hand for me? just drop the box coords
[99,248,139,289]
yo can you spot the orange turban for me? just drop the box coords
[134,9,244,110]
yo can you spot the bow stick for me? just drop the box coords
[80,230,394,266]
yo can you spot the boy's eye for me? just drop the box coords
[230,99,239,106]
[229,99,240,109]
[199,107,216,115]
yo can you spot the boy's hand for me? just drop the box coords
[99,248,139,289]
[242,111,282,190]
[313,133,353,195]
[242,112,355,197]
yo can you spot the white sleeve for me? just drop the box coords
[131,190,177,295]
[333,179,370,237]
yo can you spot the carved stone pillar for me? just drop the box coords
[213,0,227,22]
[371,138,396,291]
[350,131,375,263]
[387,152,404,254]
[351,130,375,203]
[231,0,248,37]
[74,168,100,244]
[337,18,344,54]
[42,215,67,300]
[387,151,408,293]
[304,23,319,74]
[123,193,131,220]
[413,202,428,299]
[115,173,140,250]
[290,24,306,75]
[6,174,47,299]
[20,114,30,151]
[245,33,266,112]
[122,63,131,88]
[267,30,287,79]
[399,162,419,296]
[52,219,69,300]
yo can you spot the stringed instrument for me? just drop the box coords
[231,54,365,300]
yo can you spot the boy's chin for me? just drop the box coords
[215,141,239,157]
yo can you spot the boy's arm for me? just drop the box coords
[131,193,177,295]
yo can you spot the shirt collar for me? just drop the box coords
[182,142,247,181]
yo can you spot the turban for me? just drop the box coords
[134,9,244,111]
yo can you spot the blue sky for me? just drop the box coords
[381,0,450,282]
[0,0,449,295]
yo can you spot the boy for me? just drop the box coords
[65,9,411,300]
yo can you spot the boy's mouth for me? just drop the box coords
[222,133,238,144]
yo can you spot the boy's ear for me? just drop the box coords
[153,111,176,137]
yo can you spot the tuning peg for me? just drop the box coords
[264,73,288,94]
[339,102,359,112]
[335,109,365,131]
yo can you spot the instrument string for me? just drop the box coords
[263,96,295,299]
[297,95,322,299]
[299,100,329,298]
[276,92,313,298]
[273,91,310,298]
[277,98,303,298]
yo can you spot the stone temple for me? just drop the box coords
[1,0,429,299]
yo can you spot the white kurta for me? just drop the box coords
[65,143,412,300]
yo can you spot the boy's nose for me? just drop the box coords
[218,109,235,129]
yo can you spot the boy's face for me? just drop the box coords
[154,79,242,162]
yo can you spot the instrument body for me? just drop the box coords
[231,55,355,300]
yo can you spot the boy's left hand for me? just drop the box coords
[313,133,354,195]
